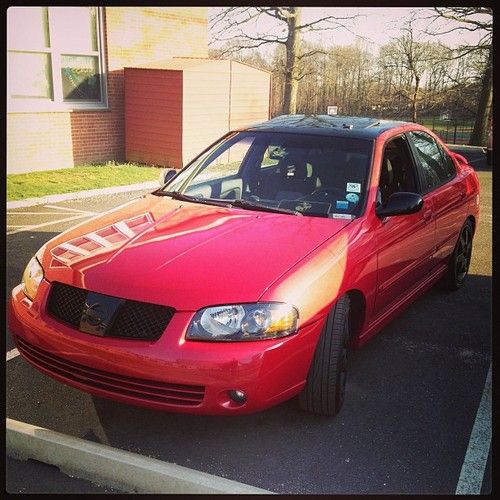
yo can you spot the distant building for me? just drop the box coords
[7,7,208,173]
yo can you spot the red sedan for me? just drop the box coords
[9,115,480,416]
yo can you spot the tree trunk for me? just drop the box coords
[282,7,301,114]
[469,47,492,146]
[411,74,420,122]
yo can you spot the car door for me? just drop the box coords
[406,130,466,267]
[373,134,436,316]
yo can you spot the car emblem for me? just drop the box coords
[295,201,312,212]
[80,302,107,335]
[79,293,123,336]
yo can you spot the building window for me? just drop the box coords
[7,6,107,111]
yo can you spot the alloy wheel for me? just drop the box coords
[456,226,473,283]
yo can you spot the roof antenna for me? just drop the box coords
[342,123,353,130]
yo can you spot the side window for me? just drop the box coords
[409,131,455,192]
[437,143,457,179]
[379,136,418,206]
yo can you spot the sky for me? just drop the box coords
[209,7,490,56]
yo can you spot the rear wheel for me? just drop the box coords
[298,295,351,416]
[441,219,474,290]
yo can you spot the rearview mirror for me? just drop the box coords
[159,168,178,186]
[376,192,423,218]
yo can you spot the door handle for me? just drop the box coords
[423,210,433,221]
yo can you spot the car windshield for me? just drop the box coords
[158,131,373,218]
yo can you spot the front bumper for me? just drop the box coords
[9,282,323,415]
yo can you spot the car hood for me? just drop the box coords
[41,194,351,310]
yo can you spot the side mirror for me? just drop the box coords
[159,168,178,186]
[376,192,423,218]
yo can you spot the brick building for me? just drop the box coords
[7,7,208,173]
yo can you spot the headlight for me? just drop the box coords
[22,256,44,300]
[186,303,299,341]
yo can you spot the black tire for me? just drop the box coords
[441,219,474,290]
[298,295,351,416]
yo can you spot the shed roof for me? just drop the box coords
[124,57,270,74]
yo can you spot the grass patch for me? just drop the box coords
[7,162,163,201]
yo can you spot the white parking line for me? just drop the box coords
[7,214,92,235]
[115,221,135,238]
[7,212,86,216]
[59,242,90,256]
[455,363,491,494]
[7,348,20,361]
[44,204,97,214]
[86,232,113,247]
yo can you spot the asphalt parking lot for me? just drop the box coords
[6,155,491,494]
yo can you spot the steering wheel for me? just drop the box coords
[244,194,261,202]
[308,187,346,201]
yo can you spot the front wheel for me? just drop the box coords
[298,295,351,416]
[441,219,474,290]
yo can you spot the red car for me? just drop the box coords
[9,115,480,416]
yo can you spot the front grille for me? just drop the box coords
[108,300,174,340]
[16,337,205,407]
[48,283,87,328]
[47,282,175,341]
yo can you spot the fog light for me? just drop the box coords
[229,390,247,404]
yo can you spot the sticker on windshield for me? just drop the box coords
[346,182,361,193]
[345,192,359,204]
[336,200,349,210]
[331,213,354,219]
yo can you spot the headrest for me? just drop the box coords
[281,159,309,181]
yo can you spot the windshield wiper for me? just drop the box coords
[154,191,232,208]
[154,191,301,215]
[230,199,302,216]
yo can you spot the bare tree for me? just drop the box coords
[427,7,492,145]
[393,18,435,122]
[209,7,358,114]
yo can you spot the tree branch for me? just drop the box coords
[296,49,327,61]
[296,14,359,31]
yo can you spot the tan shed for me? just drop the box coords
[125,57,271,168]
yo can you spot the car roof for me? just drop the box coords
[244,114,410,140]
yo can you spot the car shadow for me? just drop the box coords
[6,227,491,493]
[90,273,491,490]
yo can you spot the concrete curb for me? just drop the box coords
[6,418,272,494]
[7,181,158,209]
